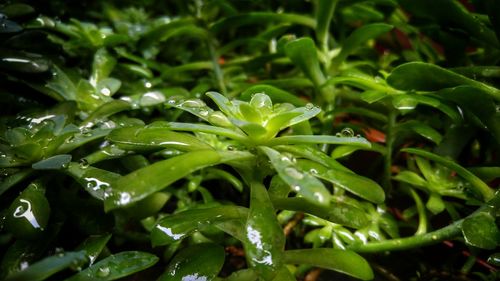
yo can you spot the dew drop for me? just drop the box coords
[100,87,111,96]
[285,167,304,180]
[340,128,354,137]
[335,133,342,137]
[309,168,318,174]
[97,267,110,277]
[181,99,206,108]
[198,109,209,117]
[305,103,314,110]
[79,159,89,169]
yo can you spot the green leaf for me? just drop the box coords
[211,12,316,33]
[285,38,326,88]
[75,234,112,266]
[297,160,385,204]
[393,171,428,188]
[401,148,494,201]
[283,249,373,280]
[332,23,393,66]
[387,62,500,101]
[266,135,371,147]
[65,251,158,281]
[396,121,443,144]
[90,48,116,86]
[243,181,285,279]
[104,150,228,211]
[151,205,248,246]
[261,146,331,207]
[316,0,338,50]
[271,197,369,229]
[159,244,224,281]
[391,94,462,123]
[461,213,500,250]
[106,125,213,152]
[81,100,131,127]
[32,154,72,170]
[66,162,120,200]
[4,251,87,281]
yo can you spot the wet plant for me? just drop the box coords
[0,1,499,280]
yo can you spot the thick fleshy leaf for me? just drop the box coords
[243,181,285,280]
[75,234,112,266]
[81,100,130,127]
[158,243,225,281]
[391,94,462,123]
[151,206,248,246]
[32,154,72,170]
[4,251,87,281]
[266,134,371,147]
[297,160,385,204]
[104,150,253,211]
[285,38,326,88]
[272,197,369,229]
[283,249,373,280]
[387,62,500,101]
[332,23,393,66]
[461,213,500,250]
[66,162,121,200]
[396,121,442,144]
[65,251,158,281]
[261,146,331,207]
[107,126,212,152]
[401,148,494,201]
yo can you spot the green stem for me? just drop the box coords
[208,39,227,95]
[348,220,462,253]
[384,109,396,193]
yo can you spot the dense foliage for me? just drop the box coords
[1,0,500,280]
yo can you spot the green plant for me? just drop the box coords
[1,0,499,280]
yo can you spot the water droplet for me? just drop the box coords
[65,136,75,143]
[305,103,314,110]
[285,167,304,180]
[198,109,209,117]
[140,91,166,106]
[227,145,235,151]
[181,99,206,108]
[355,134,361,138]
[340,128,354,137]
[118,192,131,205]
[100,87,111,96]
[97,267,110,277]
[208,111,232,127]
[309,168,318,174]
[335,133,341,137]
[79,159,89,169]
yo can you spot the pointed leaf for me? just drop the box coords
[283,249,373,280]
[159,243,225,281]
[4,251,87,281]
[151,206,248,246]
[65,251,158,281]
[261,146,331,207]
[462,213,500,250]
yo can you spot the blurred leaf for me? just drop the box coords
[32,154,72,170]
[5,251,87,281]
[332,23,393,66]
[387,62,500,101]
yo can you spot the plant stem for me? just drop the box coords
[348,220,462,253]
[207,38,227,95]
[384,109,396,193]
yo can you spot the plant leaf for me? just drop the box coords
[283,249,373,280]
[65,251,158,281]
[462,213,500,250]
[158,243,225,281]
